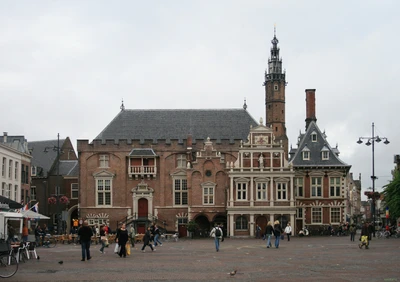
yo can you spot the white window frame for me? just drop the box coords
[1,182,5,196]
[71,183,78,199]
[274,84,278,91]
[311,207,322,224]
[295,177,304,198]
[256,182,267,201]
[177,154,186,168]
[8,160,12,179]
[99,155,109,168]
[311,177,323,197]
[329,177,341,197]
[311,132,317,142]
[235,215,248,230]
[330,207,341,223]
[96,178,112,207]
[202,186,214,205]
[1,158,5,177]
[15,162,19,180]
[303,151,310,160]
[7,184,11,198]
[31,165,36,177]
[236,182,247,201]
[31,186,36,201]
[173,177,188,206]
[276,182,287,201]
[296,208,303,219]
[14,185,17,200]
[322,151,329,160]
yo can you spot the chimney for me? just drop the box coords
[305,89,317,130]
[187,134,192,150]
[3,132,7,143]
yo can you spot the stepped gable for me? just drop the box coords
[289,121,350,169]
[95,109,258,142]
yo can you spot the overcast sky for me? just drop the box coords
[1,1,399,199]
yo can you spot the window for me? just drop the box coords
[178,218,188,224]
[330,177,341,197]
[7,184,11,197]
[14,162,18,180]
[274,85,279,91]
[174,178,188,205]
[177,154,186,168]
[31,186,36,200]
[276,182,287,200]
[21,165,25,183]
[311,177,322,197]
[71,183,78,199]
[295,177,304,197]
[1,158,5,177]
[303,151,310,160]
[311,132,317,142]
[235,216,248,230]
[8,160,12,179]
[322,151,329,160]
[256,182,267,201]
[331,207,340,223]
[25,165,29,184]
[96,178,112,206]
[99,155,109,168]
[1,182,5,196]
[236,183,247,201]
[312,207,322,224]
[14,185,17,200]
[203,186,214,205]
[296,208,303,218]
[31,166,36,176]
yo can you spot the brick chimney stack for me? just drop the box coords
[305,89,317,130]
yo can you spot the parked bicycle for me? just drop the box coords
[42,235,57,248]
[0,240,18,278]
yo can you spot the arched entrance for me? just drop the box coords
[194,215,210,238]
[256,215,268,236]
[67,205,79,234]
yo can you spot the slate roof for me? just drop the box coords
[0,135,30,155]
[59,160,79,177]
[289,121,351,169]
[95,109,258,142]
[129,148,157,157]
[28,139,65,178]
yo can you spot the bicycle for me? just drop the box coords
[0,241,18,278]
[377,230,390,239]
[42,235,57,248]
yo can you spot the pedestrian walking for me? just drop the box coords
[99,226,107,254]
[116,223,129,258]
[153,224,163,247]
[284,222,292,241]
[77,221,93,261]
[141,226,155,252]
[114,223,121,254]
[264,221,274,248]
[209,224,223,252]
[255,224,261,239]
[273,220,283,248]
[359,222,370,249]
[349,224,356,242]
[129,224,136,248]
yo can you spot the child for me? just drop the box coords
[359,222,369,249]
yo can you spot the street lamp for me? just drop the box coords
[357,122,389,237]
[44,133,62,235]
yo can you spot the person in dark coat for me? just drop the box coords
[367,222,374,240]
[264,221,274,248]
[116,223,129,258]
[141,226,155,252]
[273,220,283,248]
[359,222,370,249]
[77,221,93,261]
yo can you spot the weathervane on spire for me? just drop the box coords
[243,98,247,110]
[120,99,125,111]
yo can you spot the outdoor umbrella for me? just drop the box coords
[21,210,50,220]
[0,196,23,209]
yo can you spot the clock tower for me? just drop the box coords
[264,27,288,157]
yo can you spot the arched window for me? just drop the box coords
[235,216,248,230]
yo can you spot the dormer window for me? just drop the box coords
[311,131,317,142]
[322,151,329,160]
[303,151,310,160]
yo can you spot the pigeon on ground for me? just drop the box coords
[37,256,40,260]
[58,261,63,264]
[229,270,237,276]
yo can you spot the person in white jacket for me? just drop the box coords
[284,223,292,241]
[209,224,223,252]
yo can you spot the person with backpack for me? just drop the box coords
[209,224,223,252]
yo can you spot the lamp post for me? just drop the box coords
[44,133,62,235]
[357,122,389,237]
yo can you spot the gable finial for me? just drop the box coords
[120,99,125,111]
[243,97,247,110]
[274,23,276,37]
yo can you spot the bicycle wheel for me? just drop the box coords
[0,254,18,278]
[47,238,57,248]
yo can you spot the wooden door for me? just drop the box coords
[138,198,148,218]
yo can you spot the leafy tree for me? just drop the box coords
[383,171,400,220]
